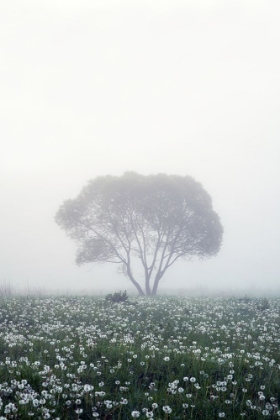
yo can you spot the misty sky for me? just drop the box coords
[1,0,280,294]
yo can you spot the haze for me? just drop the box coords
[1,0,280,295]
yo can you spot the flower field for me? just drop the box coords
[0,295,280,419]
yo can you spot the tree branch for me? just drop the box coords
[80,221,126,264]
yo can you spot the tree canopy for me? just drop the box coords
[55,172,223,295]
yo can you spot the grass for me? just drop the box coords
[0,295,279,419]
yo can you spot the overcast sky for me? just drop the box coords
[1,0,280,295]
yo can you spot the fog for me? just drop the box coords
[1,0,280,295]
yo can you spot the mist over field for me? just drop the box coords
[1,0,280,296]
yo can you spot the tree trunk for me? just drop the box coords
[126,265,145,296]
[151,271,163,295]
[129,275,145,296]
[144,268,152,296]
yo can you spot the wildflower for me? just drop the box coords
[121,399,128,404]
[75,408,83,414]
[162,406,172,413]
[84,384,93,392]
[95,391,106,397]
[19,399,27,405]
[131,411,140,418]
[163,357,170,362]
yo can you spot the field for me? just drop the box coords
[0,295,280,419]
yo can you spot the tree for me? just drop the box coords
[55,172,223,296]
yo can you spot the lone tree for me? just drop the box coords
[55,172,223,295]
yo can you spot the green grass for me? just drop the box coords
[0,295,279,419]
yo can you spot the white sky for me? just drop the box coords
[1,0,280,294]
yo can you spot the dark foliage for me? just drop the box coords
[105,290,128,303]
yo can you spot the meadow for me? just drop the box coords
[0,294,280,419]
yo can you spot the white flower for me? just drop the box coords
[75,408,83,414]
[121,399,128,404]
[162,405,172,413]
[131,411,140,418]
[84,384,93,392]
